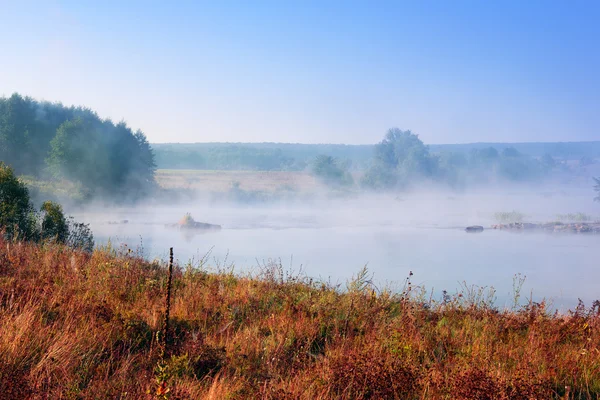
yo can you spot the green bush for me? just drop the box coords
[0,162,94,250]
[0,162,37,240]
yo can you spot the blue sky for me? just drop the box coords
[0,1,598,144]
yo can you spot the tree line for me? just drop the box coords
[312,128,588,190]
[0,93,156,201]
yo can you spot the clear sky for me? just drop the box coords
[0,1,598,144]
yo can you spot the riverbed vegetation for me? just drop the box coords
[0,239,599,399]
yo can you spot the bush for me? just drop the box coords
[40,201,69,243]
[0,162,93,250]
[0,162,37,240]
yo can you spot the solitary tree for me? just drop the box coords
[362,128,437,189]
[594,177,600,202]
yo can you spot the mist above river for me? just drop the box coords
[78,182,599,311]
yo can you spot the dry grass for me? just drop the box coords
[1,239,599,399]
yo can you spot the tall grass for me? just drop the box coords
[0,239,599,398]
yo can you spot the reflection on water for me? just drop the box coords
[78,189,599,311]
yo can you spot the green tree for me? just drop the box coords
[47,117,109,190]
[363,128,437,189]
[40,201,68,243]
[312,155,353,186]
[0,162,37,240]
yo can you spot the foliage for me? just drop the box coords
[0,162,93,250]
[362,128,438,189]
[66,217,94,252]
[595,177,600,202]
[311,155,353,186]
[0,93,156,201]
[47,118,156,199]
[152,142,373,171]
[0,162,37,240]
[40,201,69,243]
[1,241,599,398]
[153,141,600,173]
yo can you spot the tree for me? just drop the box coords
[0,93,157,202]
[0,162,37,240]
[47,117,109,191]
[594,177,600,202]
[541,153,557,169]
[312,155,353,186]
[502,147,521,158]
[40,201,68,243]
[47,117,156,199]
[362,128,437,189]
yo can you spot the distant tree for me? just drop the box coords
[47,117,156,199]
[594,177,600,202]
[502,147,521,158]
[0,94,37,175]
[541,153,557,169]
[0,162,37,240]
[469,147,499,165]
[0,93,156,202]
[47,117,109,190]
[438,152,468,187]
[312,155,354,186]
[362,128,437,189]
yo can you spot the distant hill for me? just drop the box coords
[152,141,600,171]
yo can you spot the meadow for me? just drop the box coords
[1,239,599,399]
[155,169,326,193]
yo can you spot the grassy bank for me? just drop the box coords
[0,240,599,399]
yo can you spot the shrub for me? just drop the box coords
[40,201,69,243]
[0,162,37,240]
[0,162,93,250]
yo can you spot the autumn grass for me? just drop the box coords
[1,239,599,399]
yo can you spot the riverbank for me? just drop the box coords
[1,239,598,398]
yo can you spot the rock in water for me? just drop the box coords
[465,225,484,233]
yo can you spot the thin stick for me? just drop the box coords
[162,247,174,356]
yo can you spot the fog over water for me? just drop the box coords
[78,182,599,311]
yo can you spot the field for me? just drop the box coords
[1,239,599,399]
[155,169,326,193]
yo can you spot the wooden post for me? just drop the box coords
[162,247,174,356]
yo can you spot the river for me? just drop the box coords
[79,186,599,312]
